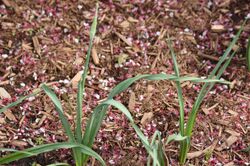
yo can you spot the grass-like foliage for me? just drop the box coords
[166,18,246,164]
[0,3,246,166]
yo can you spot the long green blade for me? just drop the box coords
[180,20,246,165]
[75,3,98,165]
[0,148,34,155]
[82,73,227,162]
[101,99,134,122]
[0,143,105,166]
[186,21,245,136]
[41,85,81,165]
[47,163,70,166]
[167,38,185,135]
[0,89,41,114]
[41,85,75,142]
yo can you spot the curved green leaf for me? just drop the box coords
[0,143,105,166]
[41,85,75,142]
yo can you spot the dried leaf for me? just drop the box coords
[60,47,74,53]
[187,150,203,159]
[147,85,154,93]
[128,92,136,112]
[0,87,17,121]
[185,35,197,44]
[32,36,41,55]
[115,32,132,46]
[2,0,21,15]
[228,109,238,116]
[187,140,218,159]
[0,87,11,99]
[224,162,235,166]
[92,47,100,65]
[0,117,6,124]
[128,16,139,23]
[70,71,83,89]
[3,110,17,121]
[10,140,28,148]
[1,22,14,29]
[73,57,83,65]
[141,112,153,125]
[216,135,238,151]
[120,20,130,29]
[22,41,33,50]
[211,25,225,33]
[2,0,11,6]
[115,32,140,52]
[225,129,241,137]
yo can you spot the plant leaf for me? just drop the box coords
[186,20,246,137]
[0,143,105,166]
[41,85,75,142]
[0,90,41,114]
[167,37,185,135]
[46,163,70,166]
[166,133,187,144]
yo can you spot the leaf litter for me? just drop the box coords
[0,0,249,165]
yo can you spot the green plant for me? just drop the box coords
[0,4,104,166]
[166,20,247,165]
[0,5,245,166]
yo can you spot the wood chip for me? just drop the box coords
[185,35,197,44]
[128,92,136,112]
[0,80,10,86]
[115,32,140,52]
[224,162,235,166]
[147,85,154,93]
[187,140,218,159]
[211,25,225,33]
[228,109,238,116]
[3,110,17,121]
[8,40,12,48]
[141,112,153,125]
[2,0,11,6]
[70,71,83,89]
[225,129,241,137]
[202,103,219,115]
[213,119,231,126]
[91,47,100,65]
[0,87,17,121]
[128,16,139,23]
[32,36,41,55]
[22,41,33,50]
[120,20,130,29]
[115,32,132,46]
[73,57,83,65]
[2,0,20,15]
[1,22,14,29]
[0,117,6,124]
[10,140,28,148]
[0,87,11,99]
[216,135,238,151]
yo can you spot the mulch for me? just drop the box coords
[0,0,249,165]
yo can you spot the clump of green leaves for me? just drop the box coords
[166,20,247,165]
[0,4,105,166]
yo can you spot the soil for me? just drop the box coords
[0,0,249,166]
